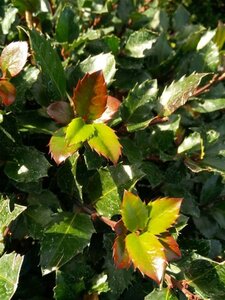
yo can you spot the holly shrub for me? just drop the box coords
[1,1,225,299]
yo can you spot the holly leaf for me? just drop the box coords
[159,234,181,261]
[95,96,121,123]
[121,190,148,232]
[49,128,81,165]
[73,70,107,121]
[148,198,182,235]
[0,41,28,77]
[157,73,208,117]
[125,232,166,283]
[0,252,24,300]
[40,212,95,274]
[65,117,95,146]
[88,123,121,164]
[0,197,26,253]
[47,101,74,125]
[0,80,16,106]
[113,235,131,269]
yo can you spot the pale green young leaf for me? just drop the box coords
[49,128,81,165]
[65,117,95,146]
[121,190,148,232]
[88,123,121,164]
[125,232,166,283]
[148,197,182,234]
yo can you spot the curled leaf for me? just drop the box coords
[95,96,121,123]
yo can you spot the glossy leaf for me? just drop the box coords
[0,197,26,253]
[0,41,28,77]
[47,101,74,125]
[56,5,79,43]
[148,197,182,234]
[159,234,181,261]
[184,257,225,299]
[87,167,121,218]
[145,288,178,300]
[0,80,16,106]
[88,123,121,164]
[95,96,120,123]
[0,252,24,300]
[157,73,208,116]
[29,29,66,99]
[113,235,131,269]
[213,21,225,50]
[121,190,148,232]
[79,53,116,84]
[4,146,51,182]
[40,212,95,274]
[177,132,202,154]
[72,71,107,121]
[125,232,166,283]
[65,117,95,146]
[49,128,81,165]
[120,79,158,131]
[125,29,157,58]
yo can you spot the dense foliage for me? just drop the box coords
[1,0,225,299]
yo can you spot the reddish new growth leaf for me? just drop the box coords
[0,80,16,106]
[159,234,181,261]
[47,101,74,125]
[73,70,107,121]
[113,235,131,269]
[95,96,121,123]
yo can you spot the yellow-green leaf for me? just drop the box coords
[65,117,95,146]
[125,232,166,283]
[88,123,121,164]
[49,128,81,165]
[121,190,148,232]
[148,197,182,235]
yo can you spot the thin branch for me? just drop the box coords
[193,72,225,97]
[165,274,202,300]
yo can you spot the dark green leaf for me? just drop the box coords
[87,168,121,218]
[4,146,51,182]
[40,212,95,274]
[56,6,79,43]
[120,79,158,131]
[29,29,66,99]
